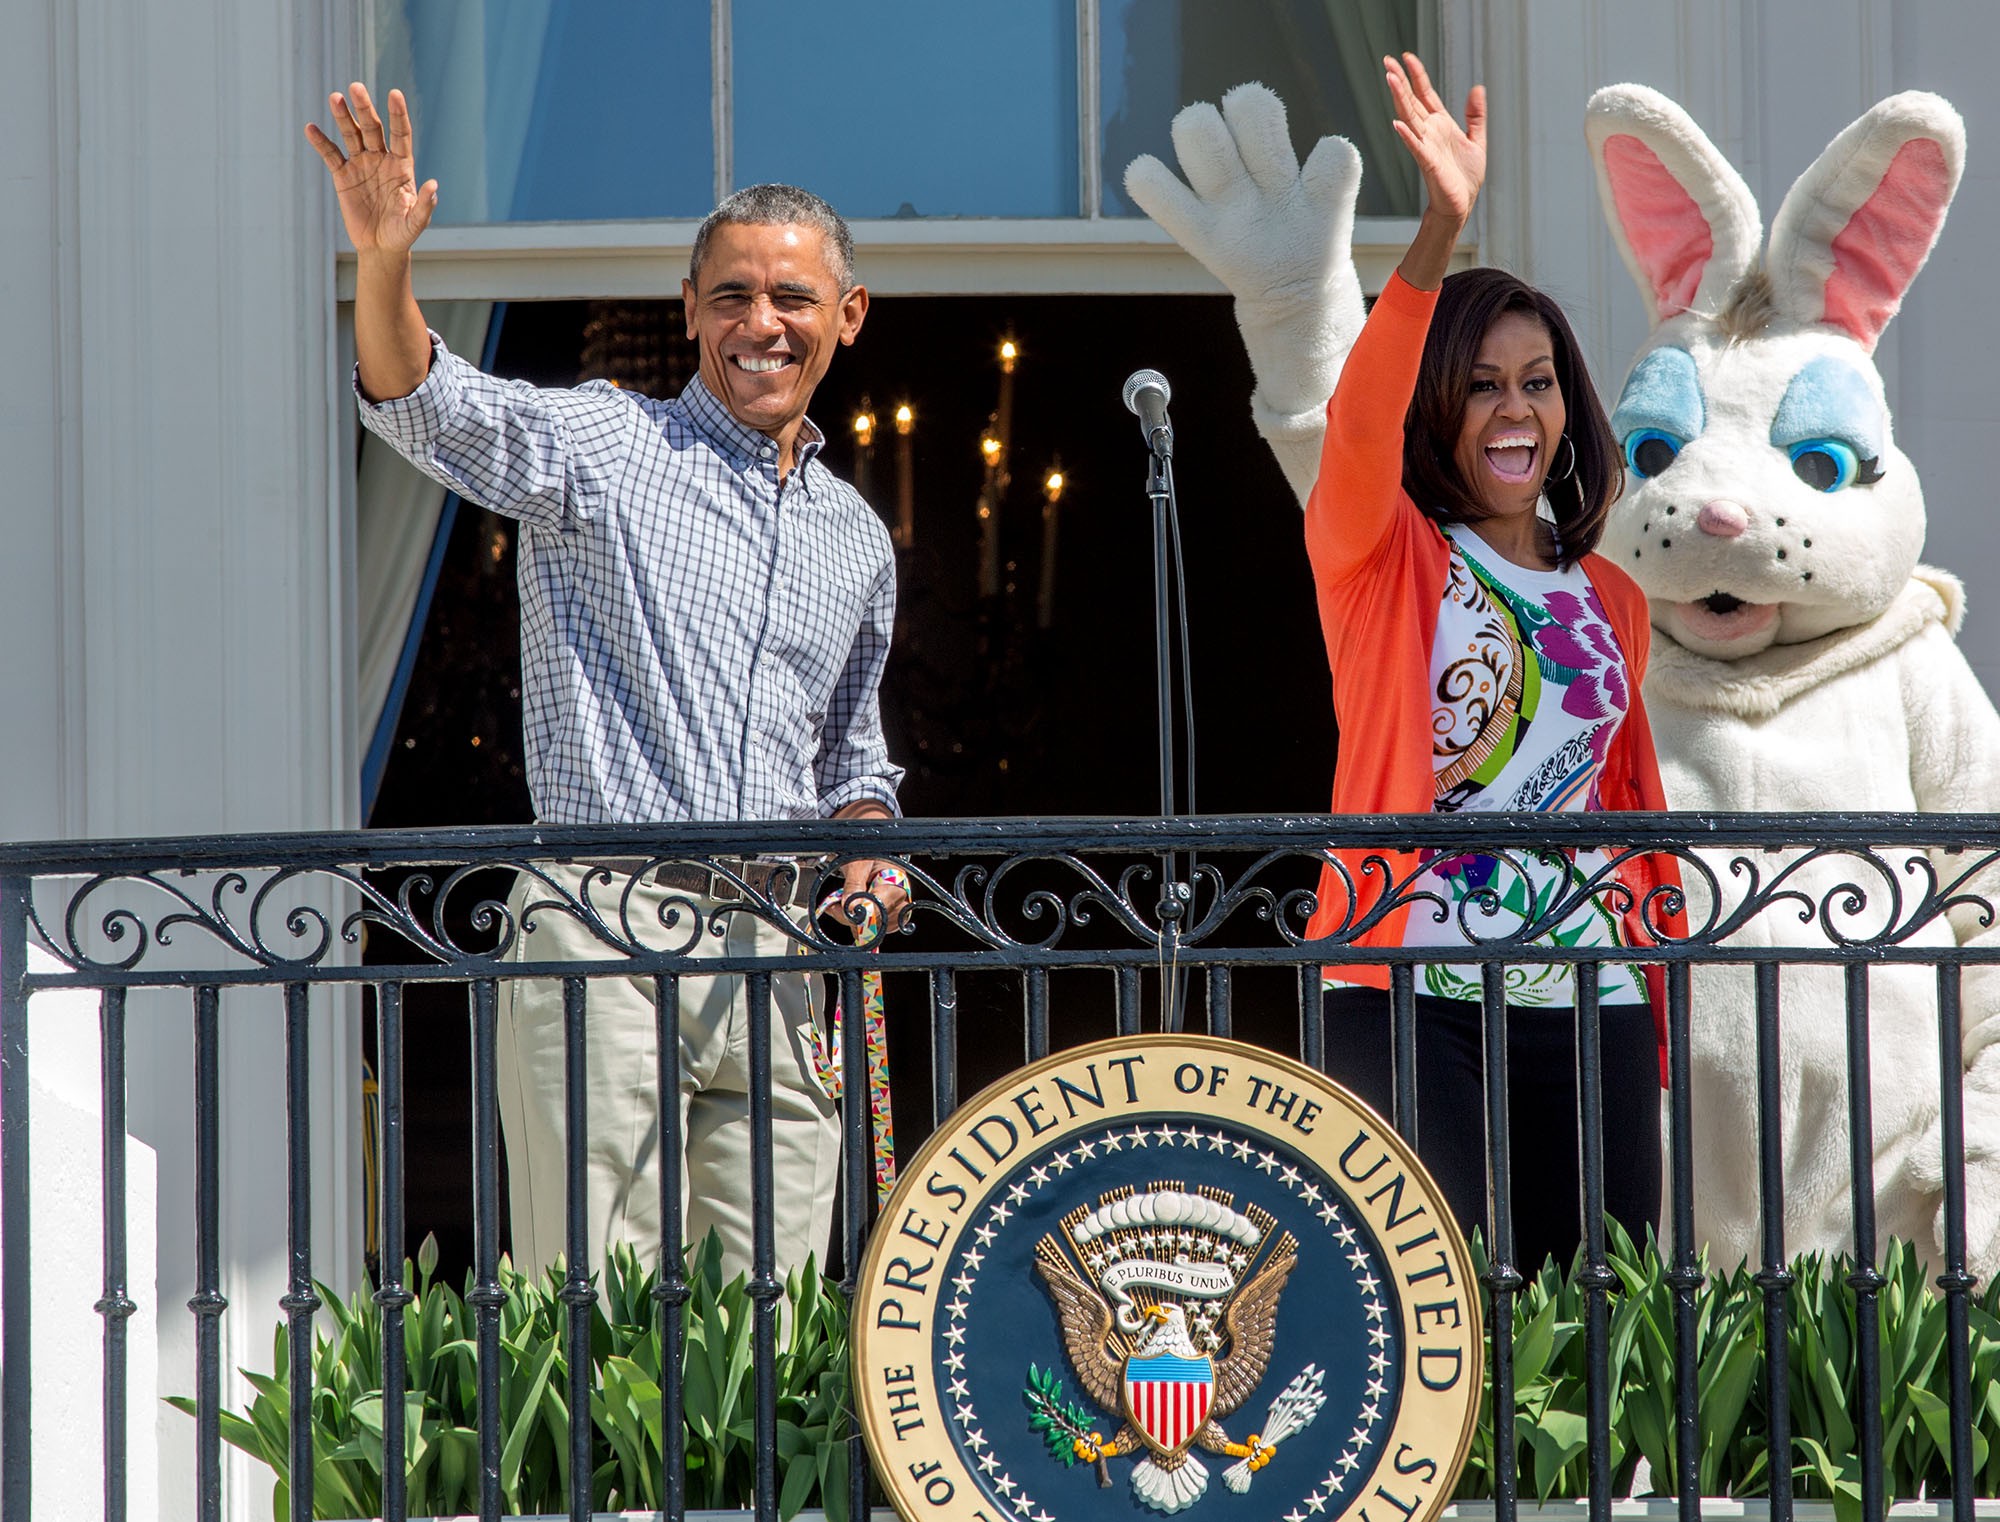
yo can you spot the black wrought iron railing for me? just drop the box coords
[0,813,1990,1522]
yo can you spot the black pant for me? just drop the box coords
[1321,986,1661,1274]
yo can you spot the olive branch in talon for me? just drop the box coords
[1024,1363,1113,1487]
[1222,1365,1327,1493]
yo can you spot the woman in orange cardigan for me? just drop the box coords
[1310,56,1676,1271]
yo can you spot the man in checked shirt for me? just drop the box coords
[309,84,909,1285]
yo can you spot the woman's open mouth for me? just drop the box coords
[1673,591,1779,643]
[1483,432,1539,483]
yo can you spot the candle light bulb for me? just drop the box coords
[980,435,1002,466]
[1043,469,1064,501]
[999,338,1019,373]
[894,404,914,434]
[853,409,877,448]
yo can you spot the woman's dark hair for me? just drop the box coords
[1402,267,1622,566]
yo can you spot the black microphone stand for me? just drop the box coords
[1144,439,1192,1032]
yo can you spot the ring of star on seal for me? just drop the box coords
[855,1035,1483,1522]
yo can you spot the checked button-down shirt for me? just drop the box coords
[357,335,904,826]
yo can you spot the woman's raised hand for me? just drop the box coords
[304,84,439,257]
[1386,53,1486,225]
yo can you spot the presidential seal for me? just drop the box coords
[854,1036,1482,1522]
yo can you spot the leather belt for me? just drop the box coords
[591,857,823,911]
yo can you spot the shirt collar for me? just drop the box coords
[680,374,827,493]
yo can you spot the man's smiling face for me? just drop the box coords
[682,221,867,462]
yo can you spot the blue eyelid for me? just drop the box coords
[1789,438,1859,491]
[1624,428,1683,477]
[1610,346,1706,445]
[1771,356,1884,462]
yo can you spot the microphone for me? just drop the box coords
[1122,369,1174,459]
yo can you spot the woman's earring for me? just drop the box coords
[1550,433,1577,482]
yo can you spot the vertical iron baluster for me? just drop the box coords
[1206,964,1232,1039]
[2,873,32,1522]
[469,979,504,1522]
[97,987,135,1522]
[1025,966,1050,1061]
[838,965,872,1522]
[745,970,781,1522]
[282,983,320,1522]
[560,976,593,1522]
[1936,964,1976,1522]
[1116,966,1140,1037]
[1753,963,1794,1522]
[1300,964,1324,1072]
[931,969,958,1126]
[654,973,688,1522]
[1664,962,1702,1522]
[1390,962,1418,1143]
[1842,965,1884,1522]
[191,986,225,1522]
[376,983,413,1522]
[1160,871,1188,1034]
[1480,961,1519,1522]
[1573,963,1612,1522]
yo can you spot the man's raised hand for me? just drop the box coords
[305,84,438,256]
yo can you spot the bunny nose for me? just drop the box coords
[1696,500,1750,538]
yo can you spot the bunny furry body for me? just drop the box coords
[1127,83,2000,1276]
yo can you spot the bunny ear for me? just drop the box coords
[1765,92,1963,354]
[1586,85,1762,326]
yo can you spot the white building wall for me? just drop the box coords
[3,953,161,1522]
[1,0,361,1516]
[1456,0,2000,693]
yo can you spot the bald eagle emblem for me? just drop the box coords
[1027,1183,1325,1513]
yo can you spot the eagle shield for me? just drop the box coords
[1029,1183,1308,1511]
[1123,1353,1214,1454]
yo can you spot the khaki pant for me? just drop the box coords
[496,863,840,1287]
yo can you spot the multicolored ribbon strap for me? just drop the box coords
[812,892,897,1204]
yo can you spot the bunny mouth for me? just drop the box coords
[1672,592,1779,644]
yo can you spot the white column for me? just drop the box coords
[1,950,161,1522]
[1882,2,2000,696]
[0,0,363,1515]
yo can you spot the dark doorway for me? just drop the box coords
[362,293,1340,1276]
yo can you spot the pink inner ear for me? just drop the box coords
[1824,137,1951,352]
[1602,134,1714,319]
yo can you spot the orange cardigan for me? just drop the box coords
[1302,272,1681,1078]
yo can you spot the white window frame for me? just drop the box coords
[336,0,1468,301]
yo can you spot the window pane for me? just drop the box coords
[731,0,1079,218]
[375,0,713,223]
[1100,0,1428,218]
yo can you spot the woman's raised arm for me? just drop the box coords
[1303,55,1484,586]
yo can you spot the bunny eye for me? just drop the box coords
[1623,428,1683,479]
[1788,438,1861,492]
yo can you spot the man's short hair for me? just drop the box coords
[690,185,856,293]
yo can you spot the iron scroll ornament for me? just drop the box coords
[15,820,2000,982]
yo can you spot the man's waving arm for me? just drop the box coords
[305,83,437,403]
[307,83,619,528]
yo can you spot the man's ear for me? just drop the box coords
[839,284,869,345]
[681,277,698,339]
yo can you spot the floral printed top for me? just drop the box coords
[1402,524,1647,1006]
